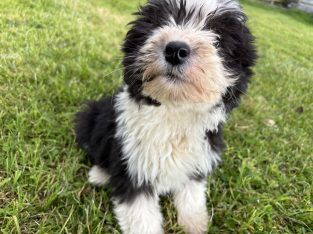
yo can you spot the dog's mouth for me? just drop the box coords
[166,72,182,82]
[165,66,186,82]
[145,71,184,83]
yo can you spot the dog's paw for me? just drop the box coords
[178,211,209,234]
[88,165,110,186]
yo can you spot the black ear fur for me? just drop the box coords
[122,1,168,98]
[209,11,257,111]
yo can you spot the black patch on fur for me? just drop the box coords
[191,124,225,182]
[205,125,225,155]
[75,94,153,203]
[207,11,257,112]
[127,85,161,107]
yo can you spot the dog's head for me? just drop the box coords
[122,0,256,105]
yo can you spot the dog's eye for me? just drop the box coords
[213,40,221,49]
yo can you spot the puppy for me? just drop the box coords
[75,0,256,233]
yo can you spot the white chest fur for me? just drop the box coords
[115,90,226,194]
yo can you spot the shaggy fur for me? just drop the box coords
[75,0,256,233]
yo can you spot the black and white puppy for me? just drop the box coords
[75,0,256,233]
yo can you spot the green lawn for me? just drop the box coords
[0,0,312,233]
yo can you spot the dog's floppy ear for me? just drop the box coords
[208,11,257,111]
[209,11,257,69]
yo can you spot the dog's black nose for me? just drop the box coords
[164,41,190,66]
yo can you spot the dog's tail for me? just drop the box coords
[74,97,115,162]
[75,100,101,155]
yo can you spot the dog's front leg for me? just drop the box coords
[174,180,209,234]
[113,193,163,234]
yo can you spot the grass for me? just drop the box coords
[0,0,312,233]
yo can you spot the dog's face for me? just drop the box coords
[123,0,255,105]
